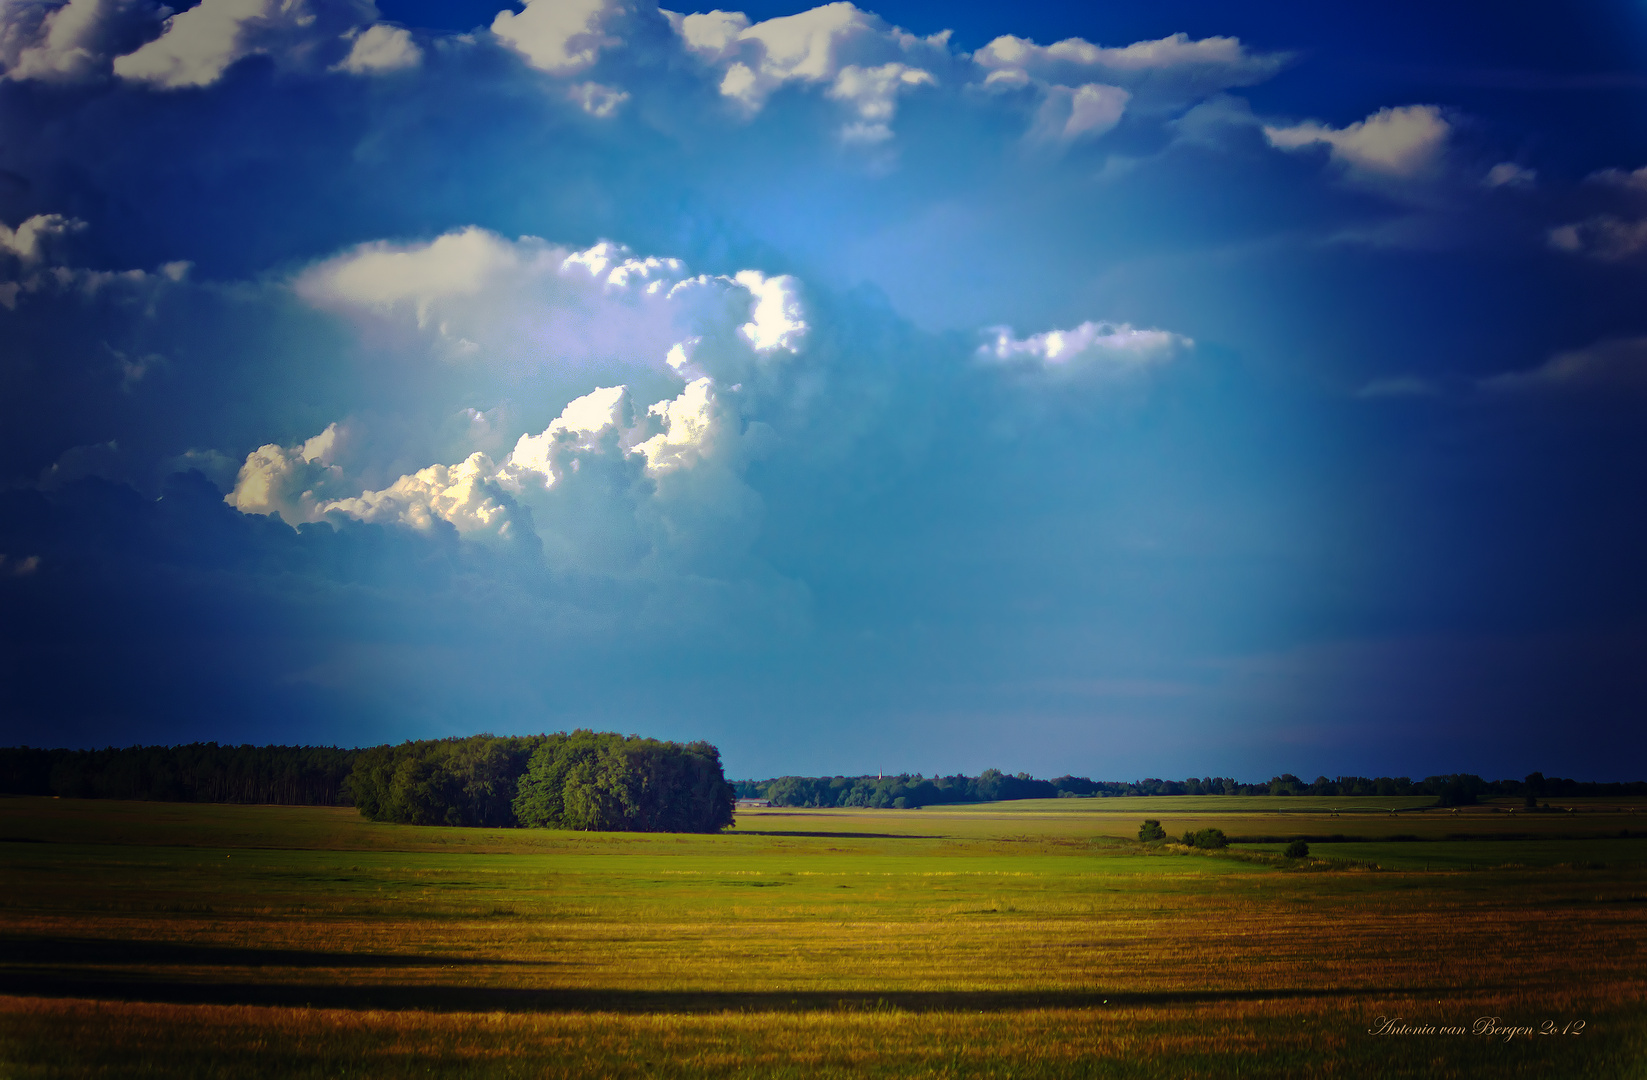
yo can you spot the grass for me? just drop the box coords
[2,795,1645,1077]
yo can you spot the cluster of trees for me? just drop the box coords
[735,770,1647,809]
[1136,820,1228,849]
[0,743,355,804]
[349,731,734,832]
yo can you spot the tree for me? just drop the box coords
[1284,839,1309,859]
[1138,819,1166,842]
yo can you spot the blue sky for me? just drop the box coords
[2,0,1645,781]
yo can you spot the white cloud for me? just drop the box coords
[0,213,85,264]
[826,61,934,142]
[296,229,807,385]
[1029,82,1129,143]
[979,320,1189,375]
[631,376,721,473]
[974,31,1284,104]
[322,451,519,538]
[0,0,156,81]
[1588,165,1647,193]
[296,225,522,319]
[568,79,628,116]
[1482,337,1647,392]
[1548,215,1647,261]
[245,374,749,567]
[732,270,807,352]
[491,0,619,75]
[112,0,376,88]
[333,22,419,75]
[1264,105,1449,179]
[0,213,183,310]
[251,233,810,570]
[224,423,349,523]
[667,2,945,139]
[971,31,1281,149]
[1547,164,1647,259]
[499,383,634,492]
[1483,162,1535,189]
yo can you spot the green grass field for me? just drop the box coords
[2,794,1644,1077]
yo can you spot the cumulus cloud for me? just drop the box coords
[1548,216,1647,261]
[112,0,376,88]
[1482,337,1647,392]
[0,213,85,265]
[1265,104,1449,179]
[1483,162,1535,189]
[322,451,519,538]
[233,232,811,574]
[974,30,1284,104]
[1588,165,1647,193]
[236,374,750,571]
[332,22,419,75]
[1545,163,1647,260]
[224,423,349,522]
[568,79,628,116]
[0,213,183,310]
[0,0,160,81]
[295,228,806,386]
[1027,82,1130,143]
[492,0,620,75]
[978,320,1190,375]
[667,2,946,139]
[826,61,934,143]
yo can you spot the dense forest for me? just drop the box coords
[0,743,355,804]
[733,770,1647,809]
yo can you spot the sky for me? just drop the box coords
[2,0,1646,781]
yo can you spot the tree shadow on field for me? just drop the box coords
[0,973,1453,1014]
[728,830,934,839]
[0,937,552,970]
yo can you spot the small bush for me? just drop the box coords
[1284,839,1309,859]
[1138,819,1166,842]
[1191,827,1228,850]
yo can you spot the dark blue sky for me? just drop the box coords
[1,0,1644,781]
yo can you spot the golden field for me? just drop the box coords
[1,794,1643,1077]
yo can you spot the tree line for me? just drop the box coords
[5,742,1641,815]
[734,771,1647,809]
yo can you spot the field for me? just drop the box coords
[2,794,1645,1077]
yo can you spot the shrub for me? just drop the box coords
[1138,819,1166,842]
[1284,839,1309,859]
[1191,827,1228,850]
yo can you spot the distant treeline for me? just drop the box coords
[5,743,1643,816]
[734,770,1647,809]
[349,731,735,832]
[0,743,355,805]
